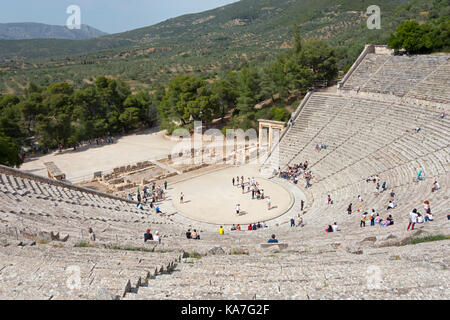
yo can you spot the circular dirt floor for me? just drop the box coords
[170,165,294,225]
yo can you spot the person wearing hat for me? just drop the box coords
[153,231,160,243]
[144,229,153,242]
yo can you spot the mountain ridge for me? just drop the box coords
[0,22,107,40]
[0,0,446,94]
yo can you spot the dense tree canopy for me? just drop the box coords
[388,19,450,53]
[0,29,341,167]
[0,77,157,167]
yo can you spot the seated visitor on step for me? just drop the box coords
[144,229,153,242]
[268,234,279,243]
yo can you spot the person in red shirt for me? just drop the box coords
[248,224,252,231]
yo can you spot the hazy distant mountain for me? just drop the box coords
[0,22,107,40]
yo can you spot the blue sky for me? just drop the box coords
[0,0,239,34]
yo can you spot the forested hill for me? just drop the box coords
[0,23,107,40]
[0,0,413,60]
[0,0,447,94]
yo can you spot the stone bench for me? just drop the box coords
[260,243,288,249]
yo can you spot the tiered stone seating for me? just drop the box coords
[341,52,449,104]
[0,169,188,299]
[0,171,185,241]
[126,228,449,300]
[1,48,449,299]
[407,58,450,104]
[0,245,182,300]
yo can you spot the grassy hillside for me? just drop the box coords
[0,0,445,94]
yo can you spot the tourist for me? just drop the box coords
[390,189,396,200]
[416,170,423,182]
[241,182,245,194]
[301,200,304,211]
[431,181,440,192]
[387,200,397,210]
[332,222,339,232]
[232,177,235,186]
[252,223,257,231]
[423,201,431,214]
[347,203,352,215]
[266,197,272,210]
[191,229,200,240]
[164,180,168,190]
[327,195,332,205]
[268,234,278,243]
[358,195,364,203]
[370,209,376,226]
[290,218,295,227]
[374,183,380,195]
[219,226,224,235]
[144,229,153,242]
[296,214,303,227]
[236,224,242,231]
[235,204,240,215]
[180,192,184,204]
[137,201,143,210]
[88,228,96,242]
[231,224,236,231]
[305,176,311,188]
[425,212,434,222]
[407,209,418,231]
[386,215,394,226]
[417,213,424,224]
[325,225,333,233]
[380,217,390,227]
[186,229,192,239]
[360,212,367,227]
[153,231,161,243]
[155,205,161,214]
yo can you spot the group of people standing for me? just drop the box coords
[232,175,274,215]
[130,181,168,214]
[279,161,312,188]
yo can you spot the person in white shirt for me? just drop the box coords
[387,200,397,210]
[153,231,161,243]
[331,223,339,232]
[266,197,272,210]
[407,209,418,231]
[235,204,240,215]
[417,214,424,224]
